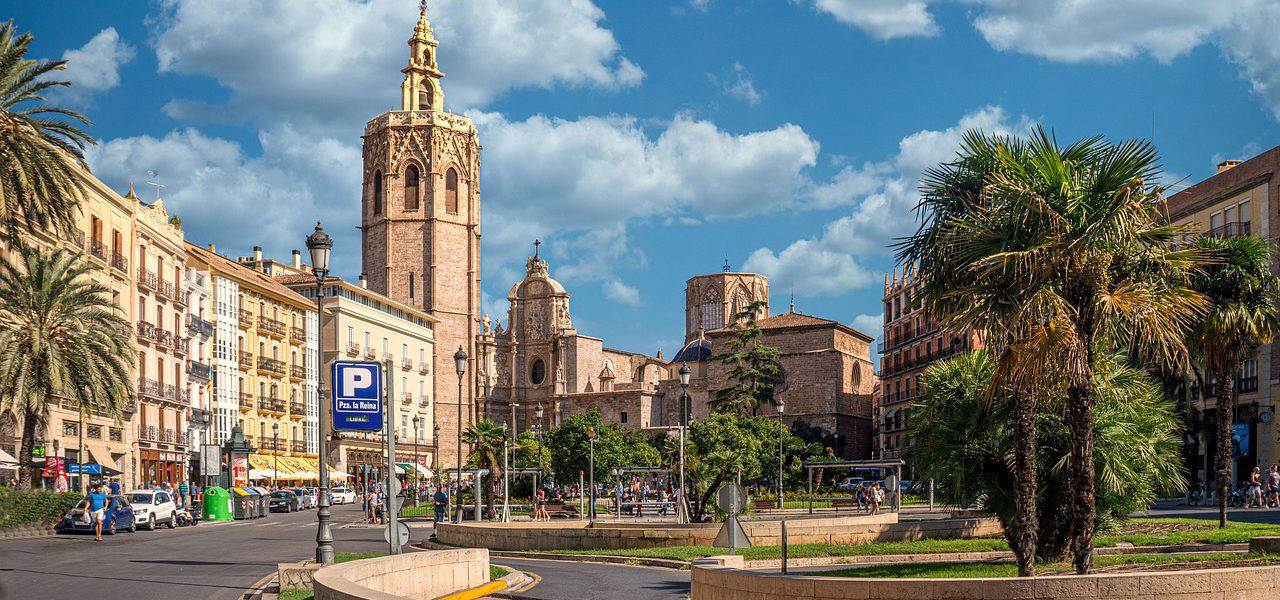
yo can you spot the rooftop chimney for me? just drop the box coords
[291,249,301,269]
[252,246,263,261]
[1218,159,1242,173]
[358,273,368,289]
[207,243,215,252]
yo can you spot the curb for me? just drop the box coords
[418,539,688,570]
[0,523,59,540]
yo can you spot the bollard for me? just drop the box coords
[781,520,788,574]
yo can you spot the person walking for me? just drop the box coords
[1249,467,1264,508]
[178,480,190,509]
[81,483,109,541]
[1268,465,1280,508]
[433,486,448,523]
[869,482,884,515]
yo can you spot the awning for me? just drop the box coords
[0,447,18,467]
[88,445,117,470]
[397,462,432,477]
[249,468,284,479]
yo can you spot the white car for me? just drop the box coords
[330,487,356,504]
[126,489,177,530]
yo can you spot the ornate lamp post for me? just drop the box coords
[453,346,467,523]
[305,221,334,564]
[678,362,691,523]
[777,400,786,509]
[533,403,545,497]
[272,422,280,489]
[413,416,421,503]
[432,423,440,478]
[587,426,596,524]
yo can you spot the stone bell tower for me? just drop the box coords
[360,4,481,468]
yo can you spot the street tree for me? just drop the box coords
[462,419,507,518]
[546,409,658,486]
[710,300,781,416]
[0,248,134,487]
[1187,234,1280,528]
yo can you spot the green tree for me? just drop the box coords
[1186,234,1280,528]
[0,20,95,242]
[0,248,133,487]
[911,351,1184,564]
[898,128,1205,573]
[710,300,781,416]
[462,419,507,518]
[686,413,761,521]
[546,410,657,485]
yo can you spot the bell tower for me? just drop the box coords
[360,3,481,468]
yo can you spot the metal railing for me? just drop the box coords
[289,401,306,416]
[157,280,175,300]
[258,395,285,413]
[138,377,164,400]
[187,314,214,337]
[137,268,157,290]
[290,364,306,380]
[257,357,286,376]
[110,252,127,272]
[257,316,286,337]
[187,360,212,381]
[237,309,253,329]
[138,424,159,442]
[136,321,157,342]
[238,351,253,369]
[346,342,360,356]
[290,326,305,343]
[291,440,306,454]
[239,392,254,410]
[1207,221,1251,240]
[401,358,413,371]
[89,239,107,260]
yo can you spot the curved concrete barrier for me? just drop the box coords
[690,557,1280,600]
[435,514,1001,551]
[313,548,489,600]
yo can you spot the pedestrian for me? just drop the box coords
[178,480,190,509]
[1269,465,1280,508]
[536,487,551,521]
[81,483,109,541]
[109,479,121,496]
[1250,467,1264,508]
[433,486,448,523]
[870,482,884,515]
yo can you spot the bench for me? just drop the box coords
[542,501,579,519]
[752,498,777,511]
[831,498,859,509]
[610,501,675,517]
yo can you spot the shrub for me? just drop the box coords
[0,487,84,529]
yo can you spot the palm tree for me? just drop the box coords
[1186,234,1280,528]
[0,20,95,242]
[462,419,507,518]
[0,247,133,487]
[899,127,1206,573]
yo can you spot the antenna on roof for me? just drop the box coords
[722,258,730,272]
[145,170,165,201]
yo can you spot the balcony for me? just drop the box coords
[291,440,306,454]
[187,314,214,338]
[289,401,306,418]
[160,428,176,443]
[171,333,187,355]
[136,268,157,291]
[401,392,413,406]
[363,346,376,360]
[383,353,394,364]
[156,280,175,301]
[136,321,157,344]
[64,227,85,250]
[172,284,187,306]
[138,424,159,442]
[419,363,429,375]
[257,357,286,376]
[257,316,286,338]
[238,392,254,411]
[290,364,306,381]
[238,351,253,370]
[418,395,429,408]
[289,326,305,345]
[1208,221,1251,240]
[110,252,127,273]
[244,435,255,448]
[186,360,212,381]
[401,357,413,371]
[257,395,285,414]
[138,377,164,400]
[346,342,360,357]
[89,239,107,261]
[237,309,253,329]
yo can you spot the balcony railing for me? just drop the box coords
[290,364,306,380]
[289,401,306,417]
[156,329,174,349]
[257,316,286,337]
[238,351,253,370]
[401,392,413,405]
[110,252,127,273]
[419,363,429,375]
[289,326,305,344]
[187,314,214,337]
[238,392,254,410]
[291,440,306,454]
[187,360,212,381]
[171,332,186,354]
[89,239,107,261]
[363,347,377,359]
[346,342,360,356]
[1207,221,1251,240]
[137,268,157,291]
[257,357,286,376]
[138,377,164,400]
[65,227,85,249]
[172,284,187,305]
[156,280,175,301]
[138,424,159,442]
[418,395,429,408]
[136,321,157,343]
[161,428,176,443]
[401,358,413,371]
[237,309,253,329]
[257,395,285,413]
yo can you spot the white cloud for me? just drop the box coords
[689,0,713,11]
[744,106,1030,296]
[852,313,883,337]
[809,0,939,40]
[1219,2,1280,121]
[712,62,764,106]
[151,0,642,127]
[602,279,644,307]
[56,27,135,102]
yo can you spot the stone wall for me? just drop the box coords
[312,548,488,600]
[435,514,1002,552]
[691,559,1280,600]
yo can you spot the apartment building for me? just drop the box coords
[1165,149,1280,484]
[183,262,215,476]
[877,263,984,470]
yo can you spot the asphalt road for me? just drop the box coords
[0,503,387,600]
[492,558,689,600]
[1143,499,1280,524]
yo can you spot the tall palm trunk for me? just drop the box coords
[18,411,39,489]
[1213,360,1243,529]
[1066,379,1096,575]
[1011,387,1038,577]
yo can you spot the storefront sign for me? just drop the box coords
[42,456,65,478]
[332,361,383,432]
[232,455,248,486]
[31,446,45,458]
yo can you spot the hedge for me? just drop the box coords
[0,487,84,530]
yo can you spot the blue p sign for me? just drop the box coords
[332,361,383,432]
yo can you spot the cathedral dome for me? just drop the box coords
[672,337,712,363]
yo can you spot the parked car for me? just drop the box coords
[837,477,866,491]
[126,489,177,530]
[330,486,356,504]
[60,495,135,535]
[269,490,300,512]
[293,487,317,509]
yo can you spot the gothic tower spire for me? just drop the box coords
[401,2,445,111]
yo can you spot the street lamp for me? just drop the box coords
[587,426,596,524]
[533,403,545,499]
[777,400,785,510]
[413,416,421,504]
[433,423,440,477]
[678,362,691,524]
[453,346,467,523]
[305,221,334,565]
[272,422,280,490]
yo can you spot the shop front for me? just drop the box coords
[139,449,186,486]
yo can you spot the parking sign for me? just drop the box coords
[332,360,383,431]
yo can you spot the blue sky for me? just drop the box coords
[9,0,1280,364]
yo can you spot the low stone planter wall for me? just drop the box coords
[0,523,58,540]
[435,514,1000,552]
[690,557,1280,600]
[312,548,489,600]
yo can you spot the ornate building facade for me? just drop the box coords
[361,8,480,467]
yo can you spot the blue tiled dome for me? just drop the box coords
[672,338,712,362]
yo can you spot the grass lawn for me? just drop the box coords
[336,551,384,563]
[817,552,1280,578]
[547,518,1280,562]
[491,565,509,580]
[278,589,313,600]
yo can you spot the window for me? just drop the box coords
[404,164,420,210]
[620,412,628,424]
[419,348,425,365]
[730,288,751,320]
[699,288,723,331]
[63,420,78,436]
[445,168,459,214]
[372,170,383,215]
[109,428,123,442]
[87,424,102,439]
[409,273,415,299]
[138,296,146,320]
[402,343,408,359]
[530,358,546,385]
[347,326,354,344]
[383,337,389,354]
[364,331,371,348]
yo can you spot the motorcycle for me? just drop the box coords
[1185,482,1205,506]
[173,506,199,527]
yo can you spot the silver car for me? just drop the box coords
[292,487,317,509]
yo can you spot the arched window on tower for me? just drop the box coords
[700,288,723,331]
[372,170,383,215]
[730,287,751,322]
[404,164,420,210]
[418,84,432,110]
[445,168,459,214]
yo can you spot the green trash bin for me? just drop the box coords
[202,487,233,522]
[231,487,254,520]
